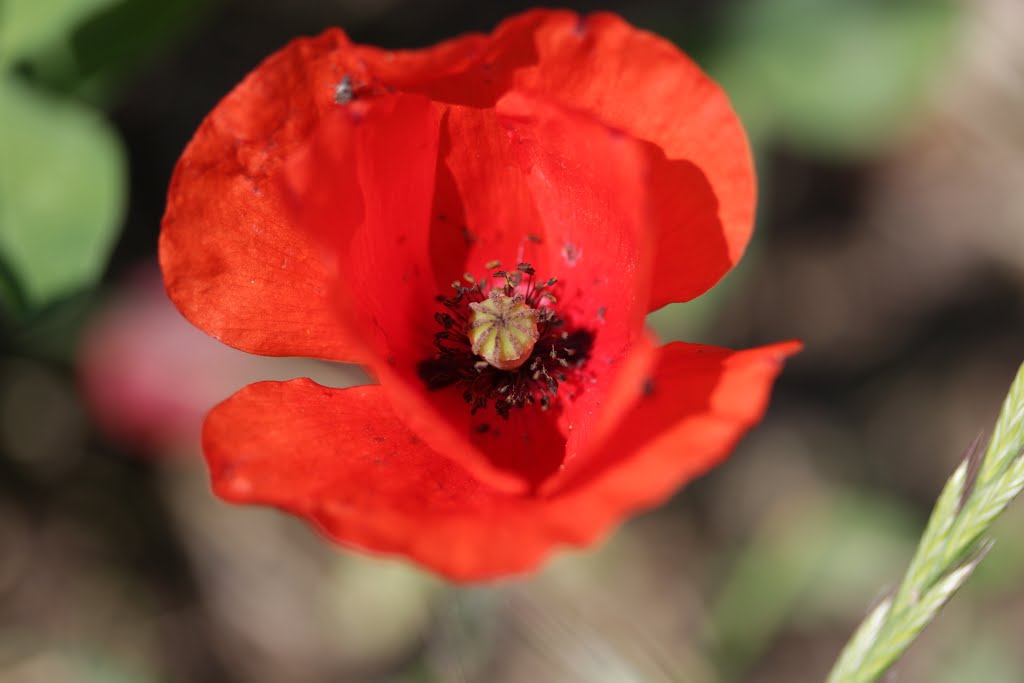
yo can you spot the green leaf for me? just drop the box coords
[0,0,121,66]
[0,75,126,310]
[711,0,959,157]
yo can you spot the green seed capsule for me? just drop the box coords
[467,290,539,371]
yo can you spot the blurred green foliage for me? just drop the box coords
[709,0,959,157]
[23,0,210,105]
[709,491,917,677]
[0,0,120,68]
[937,634,1021,683]
[0,0,207,322]
[0,75,126,310]
[0,0,125,315]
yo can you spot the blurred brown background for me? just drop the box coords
[2,0,1024,681]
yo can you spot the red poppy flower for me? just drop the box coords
[160,9,799,581]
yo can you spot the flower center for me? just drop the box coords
[417,262,594,419]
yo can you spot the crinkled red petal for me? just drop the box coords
[283,94,530,494]
[205,342,797,581]
[426,104,549,291]
[389,93,657,489]
[282,93,442,369]
[494,92,656,471]
[391,10,755,310]
[163,11,752,342]
[508,10,755,309]
[288,91,661,491]
[159,28,487,359]
[203,379,557,580]
[551,341,803,501]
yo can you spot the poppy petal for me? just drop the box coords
[512,10,755,309]
[426,105,549,290]
[203,379,565,580]
[159,30,362,360]
[284,94,533,494]
[404,10,754,309]
[495,91,657,463]
[283,93,442,369]
[496,91,652,333]
[204,340,796,581]
[549,341,802,508]
[160,28,490,360]
[387,92,659,488]
[289,91,664,492]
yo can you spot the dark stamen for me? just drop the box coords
[416,261,595,419]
